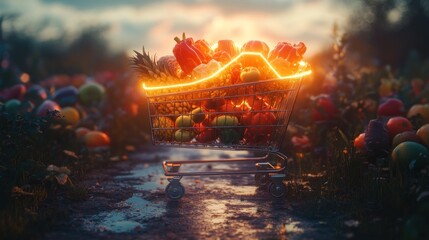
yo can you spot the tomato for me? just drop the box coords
[240,111,253,126]
[377,98,404,117]
[246,96,270,112]
[353,133,366,150]
[203,98,225,110]
[244,129,269,145]
[249,112,276,135]
[386,116,413,138]
[218,101,239,116]
[196,129,217,143]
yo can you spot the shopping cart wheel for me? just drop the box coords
[268,182,286,198]
[255,173,270,186]
[165,180,185,200]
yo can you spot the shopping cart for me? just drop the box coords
[143,58,310,200]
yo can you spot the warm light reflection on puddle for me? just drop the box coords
[203,199,258,225]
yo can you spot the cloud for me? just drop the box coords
[1,0,350,58]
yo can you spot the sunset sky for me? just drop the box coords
[1,0,353,57]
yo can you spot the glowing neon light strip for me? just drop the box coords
[142,52,312,91]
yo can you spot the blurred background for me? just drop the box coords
[1,0,428,82]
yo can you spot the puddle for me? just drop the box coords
[83,195,166,233]
[284,220,305,234]
[90,212,142,233]
[202,199,258,225]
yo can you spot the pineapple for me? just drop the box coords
[152,116,175,141]
[131,47,181,86]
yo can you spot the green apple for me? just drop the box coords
[240,66,260,83]
[191,107,206,123]
[174,129,195,142]
[78,82,105,106]
[175,115,194,128]
[211,115,239,127]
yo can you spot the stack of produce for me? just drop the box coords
[133,33,308,146]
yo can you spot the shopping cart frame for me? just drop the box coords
[144,69,307,200]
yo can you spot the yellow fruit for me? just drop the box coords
[407,104,429,124]
[60,107,80,126]
[152,117,175,141]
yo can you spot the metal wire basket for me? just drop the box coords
[142,57,310,200]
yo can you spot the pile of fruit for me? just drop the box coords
[353,99,429,173]
[0,80,112,150]
[134,33,308,146]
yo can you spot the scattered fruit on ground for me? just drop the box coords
[407,104,429,124]
[353,133,366,150]
[36,100,61,116]
[377,98,405,117]
[84,131,111,148]
[386,116,413,138]
[392,131,422,149]
[4,99,21,113]
[417,124,429,147]
[78,82,105,106]
[391,141,429,172]
[53,86,79,107]
[60,107,80,126]
[25,84,47,105]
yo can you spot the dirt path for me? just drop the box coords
[44,147,345,240]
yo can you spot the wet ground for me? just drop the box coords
[44,146,346,240]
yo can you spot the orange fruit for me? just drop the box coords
[84,131,111,148]
[417,124,429,147]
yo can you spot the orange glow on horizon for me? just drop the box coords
[142,52,312,91]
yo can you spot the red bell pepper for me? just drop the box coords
[194,39,213,62]
[240,40,270,67]
[212,50,232,64]
[215,40,239,57]
[241,40,270,57]
[173,33,206,74]
[268,41,307,63]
